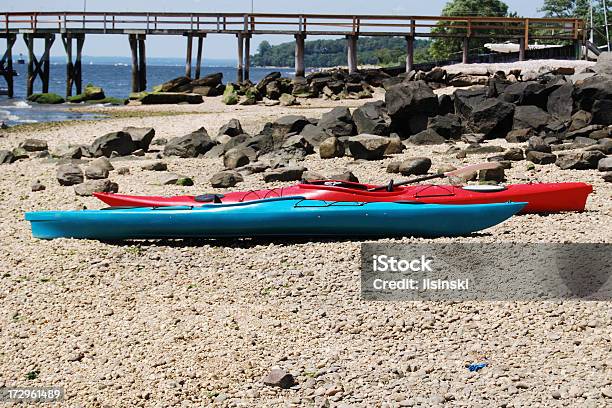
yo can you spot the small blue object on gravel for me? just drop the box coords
[468,363,488,372]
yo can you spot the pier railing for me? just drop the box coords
[1,12,583,40]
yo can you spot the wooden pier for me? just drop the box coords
[0,12,585,97]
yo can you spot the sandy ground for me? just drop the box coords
[0,89,611,407]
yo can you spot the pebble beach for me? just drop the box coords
[0,60,611,407]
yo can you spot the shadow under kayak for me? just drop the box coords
[25,197,527,240]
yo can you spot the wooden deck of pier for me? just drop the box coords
[0,12,586,97]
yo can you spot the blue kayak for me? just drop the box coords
[25,197,526,240]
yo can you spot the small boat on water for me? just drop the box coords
[25,197,526,240]
[94,181,592,214]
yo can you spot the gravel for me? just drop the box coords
[0,92,610,406]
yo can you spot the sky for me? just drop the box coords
[5,0,545,60]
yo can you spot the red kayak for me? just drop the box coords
[94,181,592,214]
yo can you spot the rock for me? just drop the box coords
[74,179,118,196]
[569,110,592,131]
[593,51,612,76]
[352,101,390,135]
[347,134,390,160]
[90,131,136,157]
[547,83,574,121]
[191,72,223,87]
[262,369,296,389]
[210,170,244,188]
[280,134,314,156]
[0,150,15,164]
[279,93,297,106]
[573,136,597,146]
[141,161,167,171]
[467,99,515,138]
[328,170,358,183]
[300,124,330,147]
[11,147,28,161]
[427,114,462,139]
[526,151,557,164]
[162,173,194,186]
[437,164,457,174]
[592,99,612,125]
[139,92,203,104]
[407,129,446,145]
[479,166,505,182]
[85,163,110,179]
[265,81,281,100]
[503,147,525,161]
[385,81,438,135]
[56,164,84,186]
[385,135,405,154]
[318,107,355,137]
[399,158,432,176]
[598,157,612,172]
[263,98,280,106]
[31,180,46,192]
[448,74,489,87]
[164,128,216,157]
[155,76,191,92]
[513,106,551,131]
[263,166,306,182]
[302,170,325,181]
[506,128,533,143]
[27,93,65,104]
[238,133,274,156]
[216,119,244,139]
[20,138,48,152]
[454,88,487,119]
[224,147,253,169]
[116,167,130,175]
[556,151,606,170]
[565,124,603,139]
[500,81,545,106]
[387,162,401,173]
[573,75,612,111]
[461,133,486,144]
[527,136,552,153]
[604,172,612,182]
[438,94,454,115]
[122,127,155,151]
[265,115,309,148]
[83,84,105,100]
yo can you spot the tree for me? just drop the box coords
[429,0,511,60]
[540,0,610,47]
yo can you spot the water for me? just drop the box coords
[0,56,294,125]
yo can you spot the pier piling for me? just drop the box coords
[294,34,305,77]
[462,37,469,64]
[0,34,16,97]
[243,35,251,81]
[61,33,85,97]
[23,34,55,96]
[346,35,358,74]
[129,34,147,93]
[236,34,244,82]
[185,34,193,78]
[195,35,205,79]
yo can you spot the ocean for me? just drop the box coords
[0,56,294,126]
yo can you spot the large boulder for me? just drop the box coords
[299,124,330,147]
[164,127,216,157]
[56,164,84,186]
[263,166,306,182]
[90,131,136,157]
[513,106,552,131]
[122,127,155,151]
[573,75,612,111]
[218,119,244,138]
[500,81,545,106]
[256,71,282,93]
[399,158,432,176]
[318,107,356,137]
[556,150,606,170]
[406,129,446,145]
[191,72,223,87]
[466,99,515,138]
[347,134,390,160]
[352,101,391,135]
[263,115,309,148]
[223,147,254,169]
[592,52,612,76]
[547,83,574,121]
[0,150,15,164]
[427,114,462,139]
[27,93,65,104]
[19,138,48,152]
[139,92,203,104]
[454,88,488,119]
[526,151,557,165]
[591,100,612,126]
[319,136,344,159]
[385,81,438,118]
[527,136,552,153]
[155,76,191,92]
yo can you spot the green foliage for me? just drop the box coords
[429,0,511,60]
[252,37,431,67]
[540,0,610,47]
